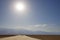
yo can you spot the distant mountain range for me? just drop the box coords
[0,28,60,35]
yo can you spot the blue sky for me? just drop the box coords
[0,0,60,35]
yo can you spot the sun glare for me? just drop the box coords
[9,1,30,16]
[15,2,25,11]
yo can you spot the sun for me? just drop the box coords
[9,1,29,16]
[15,2,25,12]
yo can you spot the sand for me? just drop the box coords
[0,35,40,40]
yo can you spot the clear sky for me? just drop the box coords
[0,0,60,34]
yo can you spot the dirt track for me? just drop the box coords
[0,35,60,40]
[0,35,40,40]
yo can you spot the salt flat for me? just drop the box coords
[0,35,40,40]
